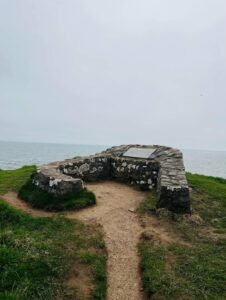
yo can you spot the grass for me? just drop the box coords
[18,178,96,211]
[139,239,226,299]
[0,165,96,211]
[138,190,157,213]
[0,165,36,194]
[78,251,107,299]
[0,166,107,299]
[139,241,177,299]
[138,172,226,300]
[187,172,226,231]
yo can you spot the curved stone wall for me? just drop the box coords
[32,145,190,213]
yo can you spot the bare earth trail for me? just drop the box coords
[3,181,146,300]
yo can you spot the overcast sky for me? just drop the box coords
[0,0,225,150]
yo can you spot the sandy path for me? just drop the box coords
[2,181,146,300]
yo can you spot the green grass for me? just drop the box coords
[138,190,157,213]
[78,251,107,299]
[187,173,226,230]
[139,241,178,299]
[0,165,36,194]
[18,178,96,211]
[0,165,96,212]
[139,239,226,299]
[139,173,226,300]
[0,166,107,299]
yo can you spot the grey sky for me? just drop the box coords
[0,0,225,150]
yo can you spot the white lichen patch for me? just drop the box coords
[148,178,152,185]
[79,163,90,174]
[49,178,62,187]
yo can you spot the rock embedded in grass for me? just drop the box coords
[18,178,96,211]
[33,162,83,196]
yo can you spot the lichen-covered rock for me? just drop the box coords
[33,162,83,196]
[59,156,111,182]
[110,156,158,188]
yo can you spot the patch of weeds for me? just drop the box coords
[138,190,157,213]
[18,178,96,211]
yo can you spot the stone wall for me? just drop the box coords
[110,157,159,189]
[59,156,111,182]
[59,155,159,189]
[155,148,190,213]
[31,144,191,213]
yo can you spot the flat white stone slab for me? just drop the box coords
[123,147,156,159]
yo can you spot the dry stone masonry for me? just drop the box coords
[33,145,190,213]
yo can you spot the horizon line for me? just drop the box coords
[0,139,226,152]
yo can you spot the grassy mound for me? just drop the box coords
[18,178,96,211]
[138,173,226,299]
[0,166,107,299]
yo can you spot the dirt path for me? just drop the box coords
[2,181,146,300]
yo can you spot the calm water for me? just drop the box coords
[0,141,106,170]
[0,141,226,178]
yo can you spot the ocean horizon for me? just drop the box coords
[0,141,226,179]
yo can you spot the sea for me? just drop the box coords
[0,141,226,179]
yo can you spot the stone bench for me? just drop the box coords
[33,162,83,196]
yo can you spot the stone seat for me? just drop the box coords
[33,162,83,196]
